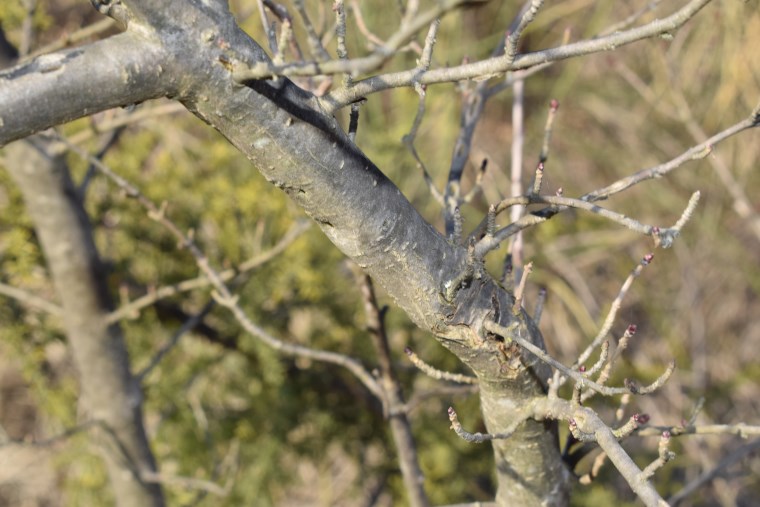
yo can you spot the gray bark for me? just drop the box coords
[0,1,572,504]
[4,137,164,507]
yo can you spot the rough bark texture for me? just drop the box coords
[0,1,572,504]
[5,138,164,507]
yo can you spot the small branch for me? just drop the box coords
[256,0,278,55]
[583,111,758,202]
[533,286,547,324]
[447,406,528,443]
[401,20,444,205]
[582,340,610,379]
[503,0,545,65]
[534,397,669,506]
[639,431,676,481]
[292,0,331,62]
[21,18,116,62]
[579,450,609,485]
[512,261,533,314]
[636,423,760,438]
[107,220,310,323]
[508,77,526,276]
[234,0,476,83]
[62,139,384,402]
[484,320,673,397]
[581,326,636,403]
[334,0,352,88]
[576,255,653,368]
[141,470,230,497]
[136,301,216,382]
[0,281,63,316]
[356,273,430,507]
[668,438,760,506]
[0,419,100,448]
[463,158,488,204]
[404,347,477,385]
[320,0,714,110]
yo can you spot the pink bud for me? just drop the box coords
[550,99,559,111]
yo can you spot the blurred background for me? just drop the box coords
[0,0,758,505]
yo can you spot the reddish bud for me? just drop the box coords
[579,365,587,373]
[447,407,455,416]
[662,430,671,440]
[651,226,660,235]
[556,187,564,196]
[537,162,544,172]
[550,99,560,111]
[643,253,654,265]
[404,347,412,355]
[569,418,577,428]
[635,413,650,425]
[627,324,637,335]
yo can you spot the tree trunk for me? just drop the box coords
[5,137,164,507]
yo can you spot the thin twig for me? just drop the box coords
[583,112,758,202]
[234,0,477,83]
[668,438,760,506]
[447,406,528,443]
[484,320,674,397]
[356,273,430,507]
[404,347,477,385]
[575,255,652,368]
[321,0,714,110]
[0,281,63,316]
[21,18,116,62]
[60,139,385,402]
[107,220,309,323]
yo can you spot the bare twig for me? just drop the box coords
[136,301,216,382]
[637,423,760,438]
[21,18,116,62]
[141,470,230,497]
[640,431,676,480]
[404,347,477,385]
[292,0,331,62]
[575,255,653,368]
[583,110,759,202]
[484,320,674,397]
[447,405,529,443]
[0,281,63,316]
[668,438,760,506]
[357,273,429,507]
[512,261,533,314]
[504,0,545,65]
[234,0,478,83]
[60,138,384,402]
[321,0,714,110]
[107,220,309,322]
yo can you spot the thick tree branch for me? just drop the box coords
[0,31,170,146]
